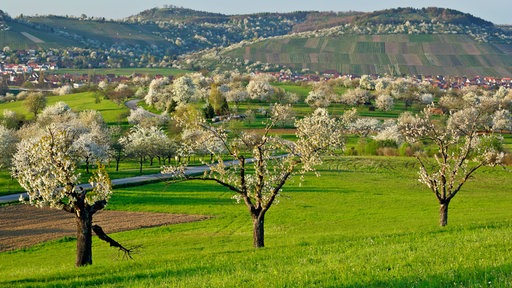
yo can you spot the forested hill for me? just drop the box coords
[352,7,494,27]
[0,10,10,29]
[127,6,228,23]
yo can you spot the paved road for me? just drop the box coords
[124,99,140,110]
[0,158,256,204]
[0,165,209,204]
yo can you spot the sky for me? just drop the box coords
[1,0,510,24]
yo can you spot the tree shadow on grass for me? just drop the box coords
[5,262,512,287]
[342,263,512,288]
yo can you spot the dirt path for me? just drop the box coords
[0,205,209,252]
[20,32,45,43]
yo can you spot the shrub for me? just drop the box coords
[398,142,425,157]
[501,153,512,166]
[377,147,399,156]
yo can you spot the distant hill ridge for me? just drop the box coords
[126,5,228,23]
[0,6,511,77]
[0,10,11,23]
[353,7,494,27]
[125,6,495,29]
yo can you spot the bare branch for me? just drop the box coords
[92,225,135,260]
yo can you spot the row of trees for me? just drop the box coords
[130,72,512,122]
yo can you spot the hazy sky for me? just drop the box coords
[1,0,510,24]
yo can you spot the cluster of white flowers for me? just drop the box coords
[375,94,394,111]
[373,123,403,145]
[52,85,73,96]
[246,75,274,100]
[0,125,18,168]
[127,107,169,127]
[172,75,197,104]
[295,108,344,173]
[13,127,112,210]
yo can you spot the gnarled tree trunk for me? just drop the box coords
[75,209,93,267]
[439,200,450,227]
[252,213,265,248]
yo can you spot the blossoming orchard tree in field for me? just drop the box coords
[164,105,344,247]
[397,104,509,226]
[12,126,131,267]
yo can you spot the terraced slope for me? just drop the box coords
[224,34,512,77]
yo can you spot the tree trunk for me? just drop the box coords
[139,156,143,174]
[252,214,265,248]
[75,209,93,267]
[85,157,90,174]
[439,201,450,227]
[115,157,120,172]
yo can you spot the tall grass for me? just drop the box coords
[1,157,511,287]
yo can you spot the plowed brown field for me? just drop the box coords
[0,204,208,252]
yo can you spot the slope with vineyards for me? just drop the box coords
[0,7,511,77]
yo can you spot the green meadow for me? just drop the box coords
[0,91,130,124]
[1,157,511,287]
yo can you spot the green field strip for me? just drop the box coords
[355,41,386,53]
[304,38,320,49]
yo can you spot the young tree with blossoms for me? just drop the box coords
[246,75,274,101]
[375,94,394,111]
[12,126,131,267]
[163,105,344,247]
[120,125,171,173]
[397,105,507,226]
[172,75,197,105]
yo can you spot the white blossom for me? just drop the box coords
[52,85,73,96]
[341,88,371,106]
[420,93,434,105]
[375,94,394,111]
[172,75,196,104]
[492,109,512,132]
[0,125,19,168]
[246,75,274,100]
[12,126,112,209]
[373,123,403,145]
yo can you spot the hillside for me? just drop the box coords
[209,8,512,77]
[221,34,512,77]
[353,7,494,27]
[0,7,511,77]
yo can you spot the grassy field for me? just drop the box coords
[0,91,130,124]
[1,157,511,287]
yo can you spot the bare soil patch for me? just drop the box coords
[0,205,209,252]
